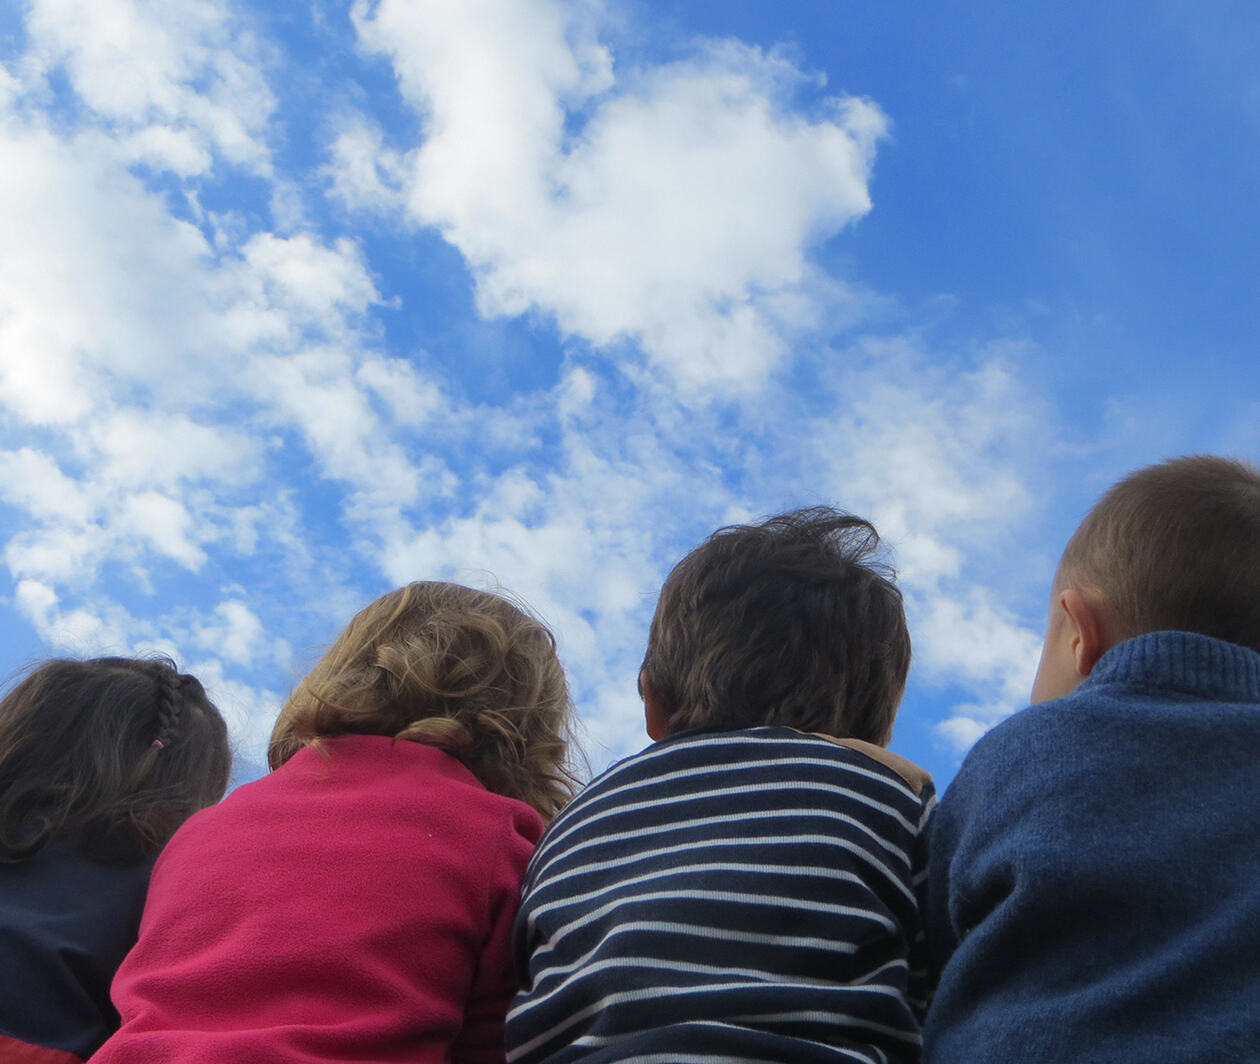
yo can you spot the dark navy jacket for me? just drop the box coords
[924,631,1260,1063]
[1,842,150,1061]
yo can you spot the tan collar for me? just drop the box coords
[805,733,933,796]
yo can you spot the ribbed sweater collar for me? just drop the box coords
[1087,630,1260,703]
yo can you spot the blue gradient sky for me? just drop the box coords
[0,0,1255,786]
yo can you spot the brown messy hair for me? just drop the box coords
[641,506,911,744]
[1060,454,1260,652]
[268,582,577,820]
[0,657,231,864]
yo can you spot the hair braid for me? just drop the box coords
[153,669,183,750]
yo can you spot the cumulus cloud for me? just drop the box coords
[0,448,95,523]
[324,114,407,213]
[0,5,442,758]
[0,120,219,424]
[806,343,1050,750]
[240,233,379,322]
[189,598,282,668]
[345,0,887,389]
[14,579,144,655]
[92,412,261,489]
[0,0,1055,777]
[379,406,703,681]
[23,0,275,173]
[369,335,1053,764]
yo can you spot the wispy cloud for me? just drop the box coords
[0,0,1071,778]
[22,0,275,173]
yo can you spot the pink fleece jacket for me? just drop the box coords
[91,735,543,1064]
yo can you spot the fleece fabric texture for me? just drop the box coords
[91,734,543,1064]
[923,631,1260,1064]
[0,842,150,1061]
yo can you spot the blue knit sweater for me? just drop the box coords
[923,631,1260,1063]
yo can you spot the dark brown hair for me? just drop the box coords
[268,582,578,821]
[0,657,231,864]
[1060,454,1260,652]
[641,506,911,743]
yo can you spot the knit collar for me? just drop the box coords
[1086,630,1260,703]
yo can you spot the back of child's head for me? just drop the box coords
[640,506,911,744]
[0,657,231,864]
[1060,455,1260,652]
[268,581,577,820]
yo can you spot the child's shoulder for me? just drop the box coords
[591,724,863,778]
[528,726,934,889]
[566,725,930,824]
[804,734,933,797]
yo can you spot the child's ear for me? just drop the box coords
[639,669,670,742]
[1059,587,1112,679]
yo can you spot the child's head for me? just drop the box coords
[639,506,911,745]
[268,581,577,820]
[0,657,231,863]
[1032,454,1260,702]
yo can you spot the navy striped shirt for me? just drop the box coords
[508,727,936,1064]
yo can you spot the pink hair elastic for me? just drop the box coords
[151,739,166,750]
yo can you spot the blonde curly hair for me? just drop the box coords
[269,582,578,821]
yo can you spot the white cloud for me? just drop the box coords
[0,47,434,579]
[367,334,1049,766]
[580,686,649,767]
[375,379,747,745]
[191,599,268,667]
[0,449,95,523]
[913,589,1042,692]
[933,713,989,753]
[118,124,215,176]
[13,580,140,655]
[0,121,218,426]
[23,0,275,173]
[324,115,407,213]
[251,348,434,524]
[0,0,1065,780]
[0,5,454,766]
[92,412,261,489]
[346,0,887,389]
[121,491,207,570]
[366,325,1058,766]
[241,233,378,322]
[356,356,445,427]
[805,342,1050,752]
[13,579,59,633]
[6,527,112,585]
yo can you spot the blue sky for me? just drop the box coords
[0,0,1256,786]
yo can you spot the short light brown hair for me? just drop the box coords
[1060,455,1260,652]
[269,582,577,820]
[641,507,911,744]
